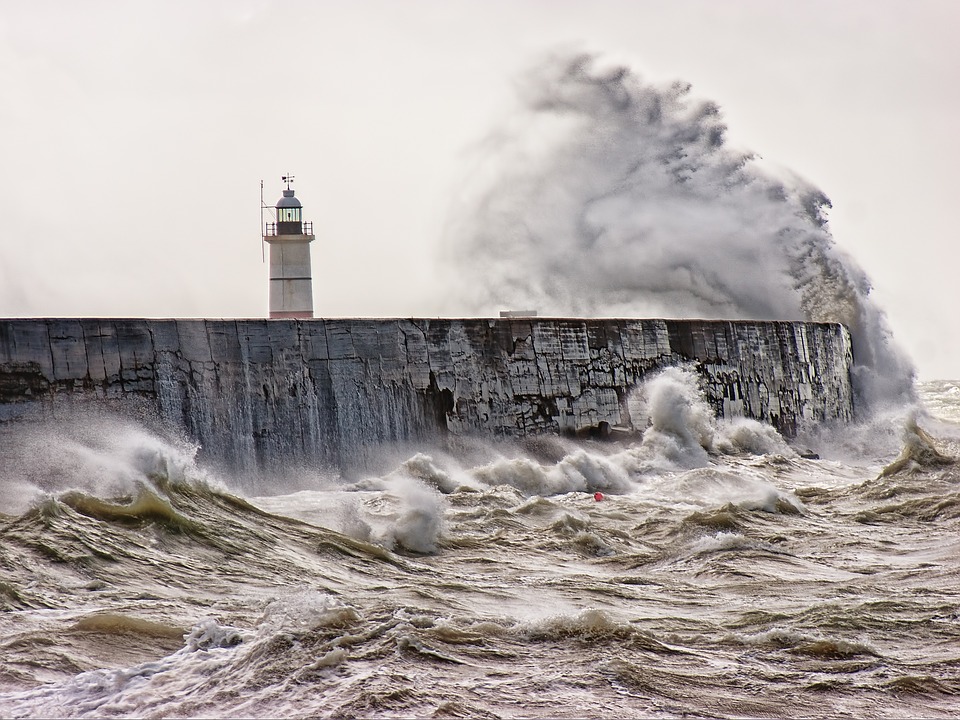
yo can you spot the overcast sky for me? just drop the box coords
[1,0,957,379]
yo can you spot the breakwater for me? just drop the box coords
[0,318,853,474]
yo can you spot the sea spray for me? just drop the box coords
[388,476,445,554]
[0,411,211,515]
[636,366,713,468]
[445,51,915,415]
[417,368,800,499]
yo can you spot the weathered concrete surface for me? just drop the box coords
[0,318,853,474]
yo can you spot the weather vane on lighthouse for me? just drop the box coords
[261,175,316,319]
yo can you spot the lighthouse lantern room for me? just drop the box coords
[263,175,315,319]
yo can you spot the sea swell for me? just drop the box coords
[1,374,957,717]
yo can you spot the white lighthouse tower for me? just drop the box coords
[263,175,315,319]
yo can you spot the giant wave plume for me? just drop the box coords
[443,51,915,415]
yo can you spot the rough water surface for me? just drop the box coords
[0,374,957,718]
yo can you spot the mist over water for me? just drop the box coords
[445,51,915,414]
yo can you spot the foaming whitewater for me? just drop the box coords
[0,411,214,517]
[444,51,915,414]
[1,374,958,717]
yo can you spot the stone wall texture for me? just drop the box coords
[0,318,854,474]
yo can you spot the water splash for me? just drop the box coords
[445,51,915,415]
[879,418,954,478]
[0,410,213,515]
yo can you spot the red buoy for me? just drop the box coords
[594,492,604,501]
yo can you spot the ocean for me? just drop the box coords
[0,370,956,718]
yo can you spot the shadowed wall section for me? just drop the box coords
[0,318,853,474]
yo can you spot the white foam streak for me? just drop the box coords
[469,450,632,496]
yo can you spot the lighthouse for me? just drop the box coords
[263,176,315,318]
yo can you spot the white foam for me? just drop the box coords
[0,617,248,717]
[518,607,634,641]
[676,468,804,514]
[388,476,445,554]
[398,452,467,494]
[689,531,761,554]
[260,589,361,633]
[182,618,247,652]
[714,417,795,456]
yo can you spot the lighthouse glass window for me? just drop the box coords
[279,207,301,223]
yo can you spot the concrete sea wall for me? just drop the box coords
[0,318,853,474]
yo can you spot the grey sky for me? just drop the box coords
[1,0,957,379]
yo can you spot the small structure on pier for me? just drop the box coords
[263,175,315,319]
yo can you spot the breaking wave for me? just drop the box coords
[445,50,915,415]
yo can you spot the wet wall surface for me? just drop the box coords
[0,318,853,474]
